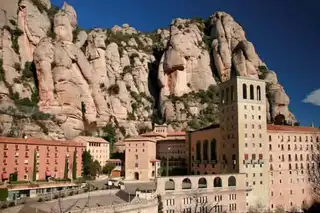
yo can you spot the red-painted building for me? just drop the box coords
[0,137,85,182]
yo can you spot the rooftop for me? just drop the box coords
[267,124,320,133]
[188,124,220,132]
[123,136,157,143]
[74,136,109,144]
[0,137,84,147]
[140,131,185,137]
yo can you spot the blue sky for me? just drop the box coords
[51,0,320,126]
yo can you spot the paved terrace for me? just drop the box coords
[29,190,126,213]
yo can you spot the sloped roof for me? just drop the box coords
[267,124,320,133]
[0,137,83,147]
[74,136,109,143]
[188,124,220,132]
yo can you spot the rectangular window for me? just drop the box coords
[259,154,263,160]
[252,154,256,160]
[244,154,249,160]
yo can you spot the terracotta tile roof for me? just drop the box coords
[267,125,320,133]
[74,136,109,143]
[0,136,84,147]
[140,132,164,137]
[167,131,185,136]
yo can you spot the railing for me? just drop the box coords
[68,198,158,213]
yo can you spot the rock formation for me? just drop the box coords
[0,1,297,140]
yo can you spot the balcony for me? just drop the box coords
[244,160,250,164]
[258,159,264,164]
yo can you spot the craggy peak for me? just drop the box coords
[0,0,296,140]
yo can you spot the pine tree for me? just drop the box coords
[72,150,77,180]
[32,150,37,182]
[64,155,68,180]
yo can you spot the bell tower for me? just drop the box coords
[219,76,269,208]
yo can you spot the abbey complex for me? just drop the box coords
[0,0,319,213]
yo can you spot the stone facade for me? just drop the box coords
[156,174,247,213]
[74,136,109,167]
[187,76,320,211]
[0,136,84,181]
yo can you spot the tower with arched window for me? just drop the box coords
[219,76,269,208]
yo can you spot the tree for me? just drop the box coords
[91,160,101,177]
[63,155,69,180]
[157,195,164,213]
[307,132,320,200]
[82,150,93,177]
[102,123,117,153]
[173,190,221,213]
[32,150,37,181]
[72,150,77,180]
[102,163,116,175]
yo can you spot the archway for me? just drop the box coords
[134,172,139,180]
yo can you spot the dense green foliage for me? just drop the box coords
[102,163,116,175]
[72,151,77,180]
[3,25,23,54]
[0,189,8,201]
[32,150,37,181]
[102,123,117,152]
[108,84,120,95]
[63,156,69,179]
[82,150,101,178]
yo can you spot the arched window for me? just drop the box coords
[242,84,247,99]
[289,164,292,170]
[257,86,261,101]
[196,141,201,161]
[250,85,254,100]
[228,176,236,187]
[182,178,192,189]
[231,86,235,101]
[211,139,217,162]
[198,178,207,188]
[203,140,209,161]
[165,179,175,191]
[214,177,222,187]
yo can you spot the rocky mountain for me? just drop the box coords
[0,0,297,141]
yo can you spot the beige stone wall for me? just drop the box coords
[268,130,320,211]
[125,138,157,181]
[157,174,247,213]
[86,142,109,167]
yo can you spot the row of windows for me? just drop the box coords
[270,135,319,143]
[242,84,262,100]
[164,176,236,191]
[269,143,319,151]
[269,154,320,162]
[195,139,217,162]
[2,144,79,152]
[270,162,318,170]
[220,83,262,103]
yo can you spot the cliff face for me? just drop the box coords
[0,0,297,140]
